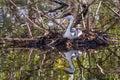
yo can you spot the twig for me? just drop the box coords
[96,63,105,74]
[86,0,91,30]
[9,0,47,33]
[48,0,69,12]
[90,0,102,30]
[107,0,120,10]
[26,22,33,38]
[35,3,49,34]
[76,57,92,74]
[27,49,33,63]
[80,0,86,29]
[0,38,37,41]
[32,7,65,30]
[101,16,116,29]
[103,2,120,17]
[104,18,119,32]
[9,0,18,8]
[73,0,96,28]
[39,54,46,71]
[92,54,105,74]
[76,0,80,14]
[95,1,102,15]
[0,47,37,50]
[100,51,112,63]
[24,14,46,32]
[107,48,120,59]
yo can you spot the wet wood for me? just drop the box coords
[0,31,113,49]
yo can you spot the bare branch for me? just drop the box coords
[96,63,105,74]
[104,2,120,17]
[32,7,65,30]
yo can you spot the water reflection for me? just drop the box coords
[63,50,82,74]
[0,45,120,80]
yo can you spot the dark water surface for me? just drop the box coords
[0,44,120,80]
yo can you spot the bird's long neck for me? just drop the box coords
[68,58,75,70]
[64,51,75,71]
[66,17,74,32]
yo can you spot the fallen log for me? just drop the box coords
[0,31,114,49]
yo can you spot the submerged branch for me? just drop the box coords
[96,63,105,74]
[104,2,120,17]
[104,18,119,32]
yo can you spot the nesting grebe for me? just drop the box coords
[63,13,82,39]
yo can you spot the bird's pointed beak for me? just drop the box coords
[64,68,75,74]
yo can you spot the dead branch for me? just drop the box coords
[73,0,96,28]
[25,22,33,38]
[32,7,65,30]
[104,2,120,17]
[0,38,37,42]
[104,18,119,32]
[9,0,47,34]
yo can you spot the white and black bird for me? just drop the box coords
[63,13,82,39]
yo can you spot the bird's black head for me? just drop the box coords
[64,69,75,74]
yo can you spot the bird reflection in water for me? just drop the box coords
[63,50,82,74]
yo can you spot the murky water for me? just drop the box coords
[0,44,120,80]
